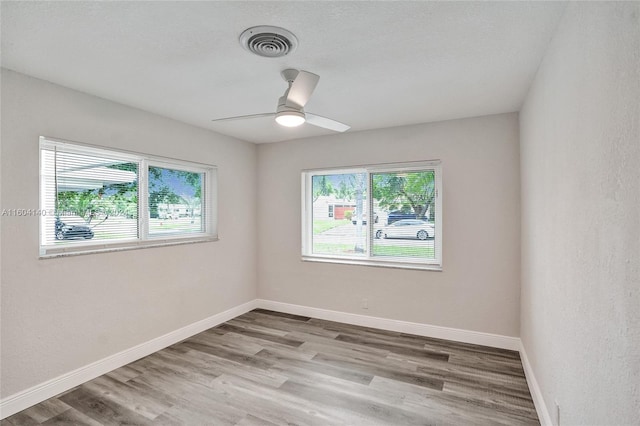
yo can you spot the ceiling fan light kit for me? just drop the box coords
[275,111,305,127]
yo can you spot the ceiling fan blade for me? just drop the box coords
[285,70,320,109]
[305,113,350,132]
[211,112,275,123]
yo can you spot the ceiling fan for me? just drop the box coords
[211,69,350,132]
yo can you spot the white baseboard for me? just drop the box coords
[2,298,534,421]
[0,299,258,419]
[519,341,552,426]
[256,299,521,351]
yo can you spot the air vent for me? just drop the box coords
[239,26,298,58]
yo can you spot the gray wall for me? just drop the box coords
[520,2,640,424]
[5,5,639,422]
[0,70,258,398]
[257,113,521,337]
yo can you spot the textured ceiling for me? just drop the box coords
[1,1,566,144]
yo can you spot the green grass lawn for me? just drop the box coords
[313,219,350,234]
[372,243,435,258]
[313,241,435,259]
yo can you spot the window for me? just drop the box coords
[147,165,205,236]
[39,137,217,257]
[302,161,442,270]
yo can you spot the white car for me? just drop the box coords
[376,219,434,240]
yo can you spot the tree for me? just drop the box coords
[57,190,98,222]
[312,175,334,202]
[148,186,182,218]
[56,162,138,223]
[148,167,202,218]
[372,171,436,221]
[335,179,354,201]
[181,195,201,223]
[352,173,366,253]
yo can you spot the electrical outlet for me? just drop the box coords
[362,298,368,309]
[555,400,560,426]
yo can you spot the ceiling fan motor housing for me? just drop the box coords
[276,93,303,114]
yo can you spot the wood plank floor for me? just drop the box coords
[2,309,539,425]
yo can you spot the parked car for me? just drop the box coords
[386,210,419,225]
[55,218,94,240]
[375,219,434,240]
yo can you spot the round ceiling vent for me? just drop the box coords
[239,26,298,58]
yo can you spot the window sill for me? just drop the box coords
[39,236,218,259]
[301,255,442,272]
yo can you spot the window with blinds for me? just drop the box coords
[302,161,442,270]
[39,137,217,256]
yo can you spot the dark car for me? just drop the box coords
[55,218,94,240]
[387,211,419,225]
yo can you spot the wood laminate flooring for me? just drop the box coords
[2,309,539,425]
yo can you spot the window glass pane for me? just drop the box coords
[311,172,367,257]
[372,170,437,261]
[148,166,204,236]
[41,148,138,246]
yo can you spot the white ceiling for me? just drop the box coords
[1,1,566,144]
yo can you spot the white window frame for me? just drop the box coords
[39,136,217,258]
[302,161,442,271]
